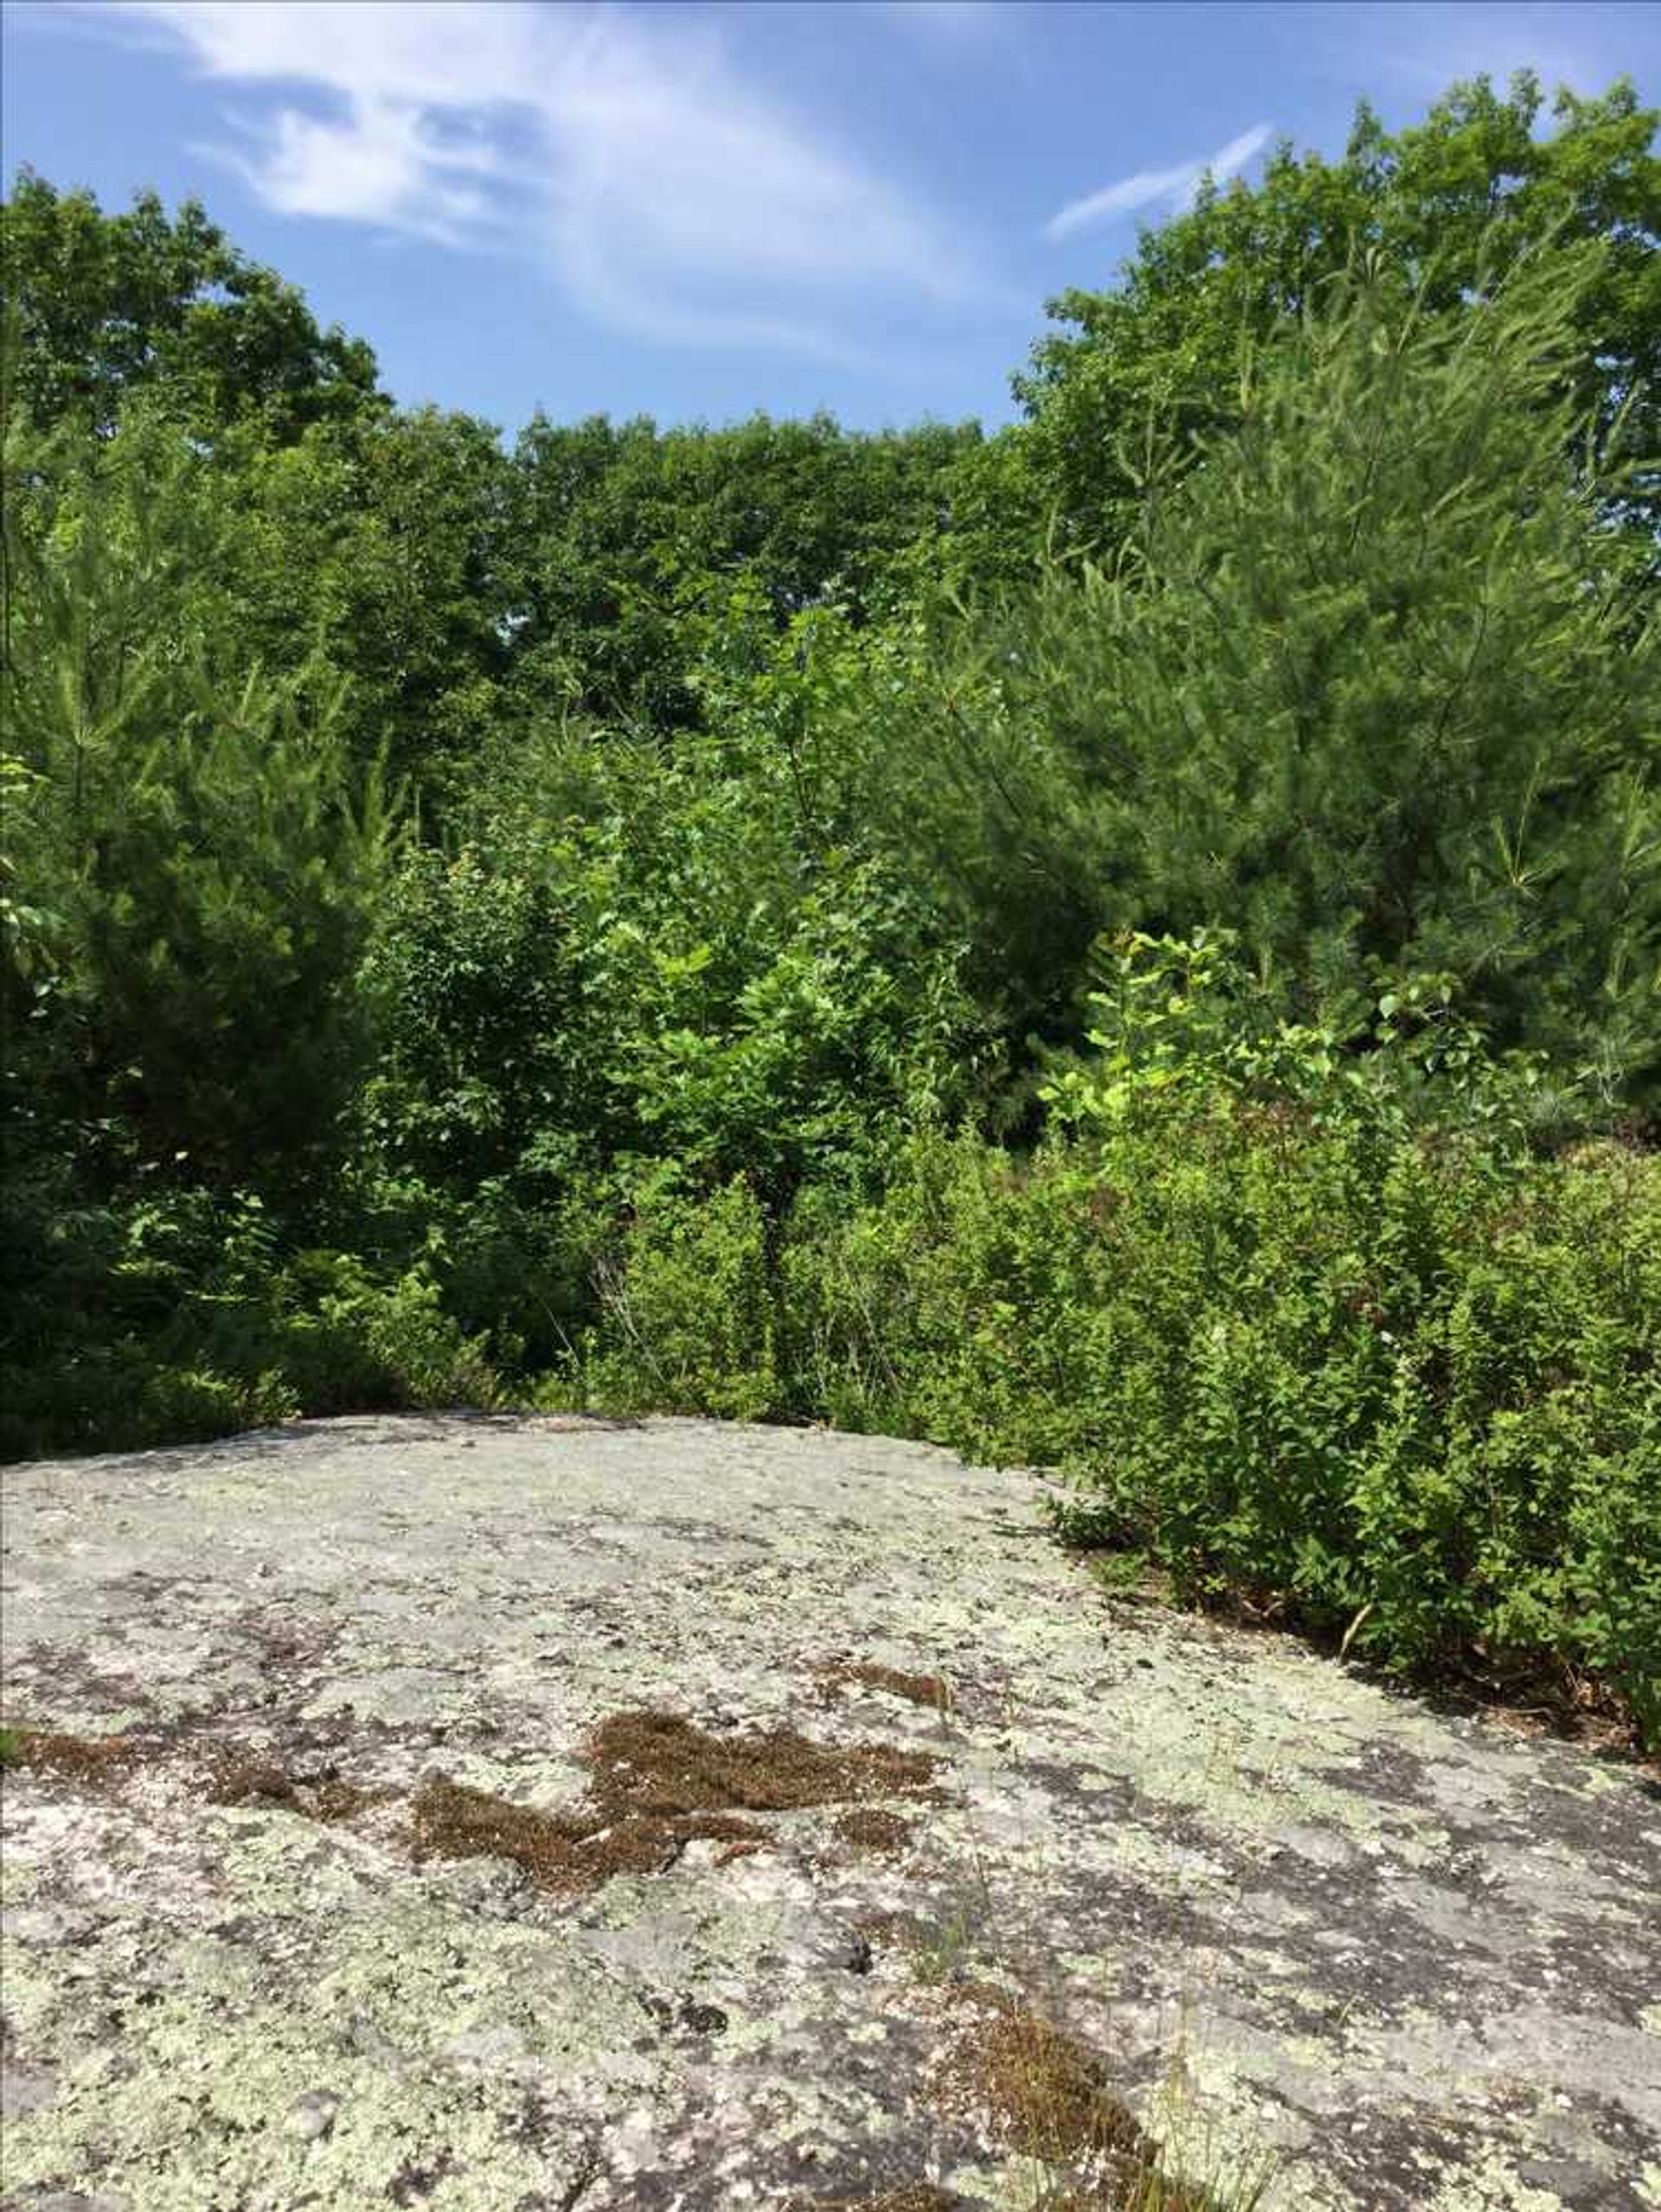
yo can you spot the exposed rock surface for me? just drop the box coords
[1,1414,1656,2211]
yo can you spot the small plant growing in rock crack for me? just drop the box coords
[889,1679,1279,2211]
[907,1904,984,1989]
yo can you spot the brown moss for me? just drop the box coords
[939,1991,1213,2210]
[819,1662,955,1714]
[414,1772,623,1888]
[585,1708,940,1816]
[833,1807,915,1857]
[3,1725,381,1824]
[413,1707,938,1898]
[411,1773,764,1896]
[4,1728,136,1781]
[206,1754,375,1824]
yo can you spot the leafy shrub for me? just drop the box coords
[357,718,983,1230]
[779,1124,1658,1734]
[772,951,1660,1737]
[0,1340,299,1464]
[0,1179,503,1459]
[279,1254,503,1414]
[580,1174,779,1422]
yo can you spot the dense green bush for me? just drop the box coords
[580,1174,779,1423]
[793,1123,1657,1733]
[0,1183,503,1463]
[380,714,982,1183]
[601,952,1660,1736]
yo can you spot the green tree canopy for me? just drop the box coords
[504,410,984,730]
[1015,74,1660,553]
[854,242,1660,1093]
[2,410,399,1197]
[2,170,385,439]
[213,405,519,789]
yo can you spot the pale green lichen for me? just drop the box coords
[1427,2151,1574,2212]
[3,1414,1656,2209]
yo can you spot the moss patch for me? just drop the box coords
[411,1772,763,1895]
[4,1699,940,1901]
[1,1725,382,1827]
[942,1991,1216,2210]
[206,1754,378,1824]
[1,1727,137,1782]
[833,1808,915,1857]
[587,1707,940,1815]
[414,1707,940,1896]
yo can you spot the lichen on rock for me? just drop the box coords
[3,1414,1657,2209]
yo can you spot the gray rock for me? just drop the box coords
[3,1414,1658,2211]
[282,2088,340,2141]
[1,2058,59,2120]
[17,2196,131,2212]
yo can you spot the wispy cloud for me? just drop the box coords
[214,98,510,247]
[1045,123,1273,241]
[88,1,985,356]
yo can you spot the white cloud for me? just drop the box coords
[90,1,984,355]
[1045,123,1273,241]
[215,98,506,245]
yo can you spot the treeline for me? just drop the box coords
[3,74,1658,1739]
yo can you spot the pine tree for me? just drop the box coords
[863,240,1660,1098]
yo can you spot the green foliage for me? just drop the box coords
[0,1181,502,1463]
[1042,930,1582,1145]
[581,1176,779,1422]
[1016,73,1661,553]
[850,253,1660,1092]
[2,170,383,439]
[218,405,518,792]
[780,1087,1660,1737]
[362,709,982,1190]
[503,410,984,732]
[338,705,983,1369]
[569,945,1657,1735]
[3,122,1657,1741]
[2,410,398,1195]
[279,1251,504,1416]
[5,176,522,797]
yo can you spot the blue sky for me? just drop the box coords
[5,1,1657,433]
